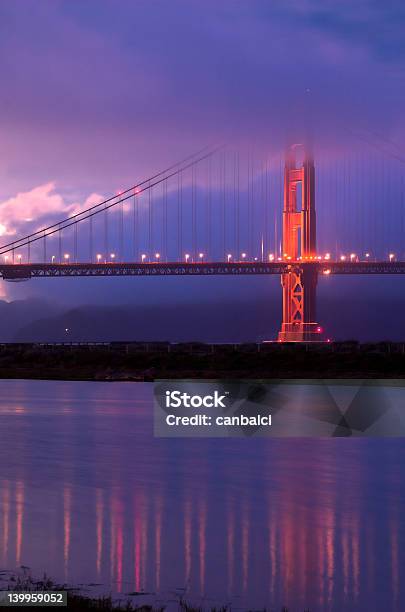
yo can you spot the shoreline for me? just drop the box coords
[0,571,309,611]
[0,341,404,380]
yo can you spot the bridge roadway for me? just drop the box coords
[1,260,405,280]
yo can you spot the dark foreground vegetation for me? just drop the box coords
[0,340,404,379]
[0,572,310,612]
[1,592,309,612]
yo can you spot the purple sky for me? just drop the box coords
[0,0,405,317]
[1,1,404,195]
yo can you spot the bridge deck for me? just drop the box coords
[2,260,405,280]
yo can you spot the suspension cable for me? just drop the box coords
[0,144,222,255]
[0,146,223,256]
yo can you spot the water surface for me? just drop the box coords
[0,380,403,611]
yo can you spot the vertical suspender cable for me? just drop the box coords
[247,154,251,258]
[261,160,265,261]
[179,172,183,261]
[382,156,385,259]
[208,156,212,259]
[164,179,168,261]
[74,222,78,263]
[194,166,197,259]
[251,155,254,258]
[119,198,124,262]
[177,173,180,261]
[236,152,240,259]
[148,181,152,259]
[191,165,196,260]
[133,190,138,261]
[233,151,237,256]
[274,154,284,257]
[89,218,93,263]
[104,205,108,260]
[222,152,226,260]
[205,157,210,260]
[162,181,165,259]
[401,170,404,258]
[265,158,268,260]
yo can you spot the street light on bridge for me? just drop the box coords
[155,253,160,261]
[185,253,190,263]
[389,253,395,262]
[96,253,102,263]
[227,254,232,262]
[64,253,70,262]
[141,254,147,262]
[199,253,204,261]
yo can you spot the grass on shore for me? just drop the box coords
[0,572,311,612]
[0,592,312,611]
[1,595,311,611]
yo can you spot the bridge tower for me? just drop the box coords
[278,145,322,342]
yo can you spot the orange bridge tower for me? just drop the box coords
[278,145,322,342]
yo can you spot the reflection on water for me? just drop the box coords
[0,380,404,610]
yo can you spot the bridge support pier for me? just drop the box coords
[278,264,320,342]
[277,145,323,342]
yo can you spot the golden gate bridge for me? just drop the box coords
[1,141,405,342]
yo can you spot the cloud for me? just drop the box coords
[0,183,105,302]
[0,183,104,239]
